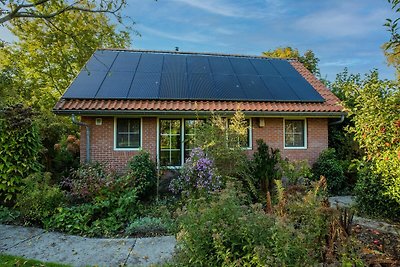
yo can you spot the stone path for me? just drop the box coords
[328,196,400,235]
[0,224,176,266]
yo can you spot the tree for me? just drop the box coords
[262,46,320,76]
[0,0,126,24]
[0,0,130,110]
[384,0,400,79]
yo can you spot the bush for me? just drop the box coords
[252,139,281,195]
[0,104,42,202]
[280,159,313,186]
[355,162,400,221]
[126,151,157,198]
[169,147,222,198]
[0,206,20,224]
[173,181,346,266]
[126,217,168,236]
[312,148,346,194]
[16,172,65,224]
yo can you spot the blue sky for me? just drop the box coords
[0,0,397,81]
[123,0,397,81]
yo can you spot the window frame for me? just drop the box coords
[159,118,183,167]
[283,118,307,150]
[114,117,142,151]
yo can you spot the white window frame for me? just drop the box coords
[114,117,142,151]
[283,118,307,150]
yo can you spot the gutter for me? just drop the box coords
[71,114,90,163]
[329,114,345,125]
[54,109,345,118]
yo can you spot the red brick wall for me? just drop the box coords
[80,116,157,172]
[80,116,328,172]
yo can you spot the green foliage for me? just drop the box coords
[0,253,70,267]
[262,46,320,75]
[312,148,346,194]
[355,162,400,221]
[0,206,20,224]
[16,172,65,224]
[0,104,42,203]
[280,159,313,186]
[193,111,257,199]
[384,0,400,79]
[126,217,169,236]
[252,139,281,194]
[173,180,350,266]
[127,151,157,198]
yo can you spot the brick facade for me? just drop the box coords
[80,116,328,172]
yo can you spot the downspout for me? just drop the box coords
[329,114,345,125]
[71,114,90,163]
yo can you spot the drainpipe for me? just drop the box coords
[329,114,345,125]
[71,114,90,163]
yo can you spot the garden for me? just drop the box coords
[1,103,399,266]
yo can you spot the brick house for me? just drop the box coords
[53,49,344,171]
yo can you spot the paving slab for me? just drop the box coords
[328,196,355,208]
[0,224,176,266]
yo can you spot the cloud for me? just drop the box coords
[171,0,264,19]
[138,25,211,44]
[295,5,390,38]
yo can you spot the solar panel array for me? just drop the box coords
[62,50,324,102]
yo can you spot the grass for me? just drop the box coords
[0,254,71,267]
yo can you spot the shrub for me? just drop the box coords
[252,139,281,194]
[0,104,42,202]
[126,217,168,236]
[126,151,157,198]
[173,181,343,266]
[280,159,313,186]
[169,147,222,198]
[62,162,118,203]
[355,162,400,221]
[16,172,65,224]
[0,206,20,224]
[312,148,346,194]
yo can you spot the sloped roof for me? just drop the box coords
[54,49,343,116]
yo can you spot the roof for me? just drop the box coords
[54,49,343,116]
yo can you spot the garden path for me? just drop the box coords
[0,224,176,266]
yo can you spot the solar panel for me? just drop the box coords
[187,56,211,74]
[163,54,187,73]
[209,56,234,75]
[136,53,163,73]
[110,52,141,72]
[63,70,108,98]
[229,58,257,75]
[128,72,161,99]
[63,50,326,103]
[238,75,273,100]
[188,73,217,99]
[270,59,300,77]
[213,74,246,100]
[159,72,188,99]
[250,58,280,76]
[85,50,117,72]
[284,76,324,101]
[260,76,300,101]
[96,71,134,98]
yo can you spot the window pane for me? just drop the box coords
[285,120,305,147]
[159,119,182,166]
[116,118,140,148]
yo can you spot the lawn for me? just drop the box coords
[0,254,70,267]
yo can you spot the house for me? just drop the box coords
[53,49,344,171]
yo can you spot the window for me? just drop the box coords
[184,119,204,159]
[284,119,306,148]
[115,118,141,149]
[160,119,182,166]
[228,118,251,148]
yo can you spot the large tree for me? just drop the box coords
[0,0,125,24]
[0,0,130,110]
[262,46,320,76]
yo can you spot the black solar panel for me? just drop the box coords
[62,50,325,103]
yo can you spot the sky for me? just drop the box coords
[123,0,397,81]
[0,0,397,81]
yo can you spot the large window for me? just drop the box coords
[160,119,182,166]
[184,119,204,159]
[284,119,306,148]
[115,118,141,149]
